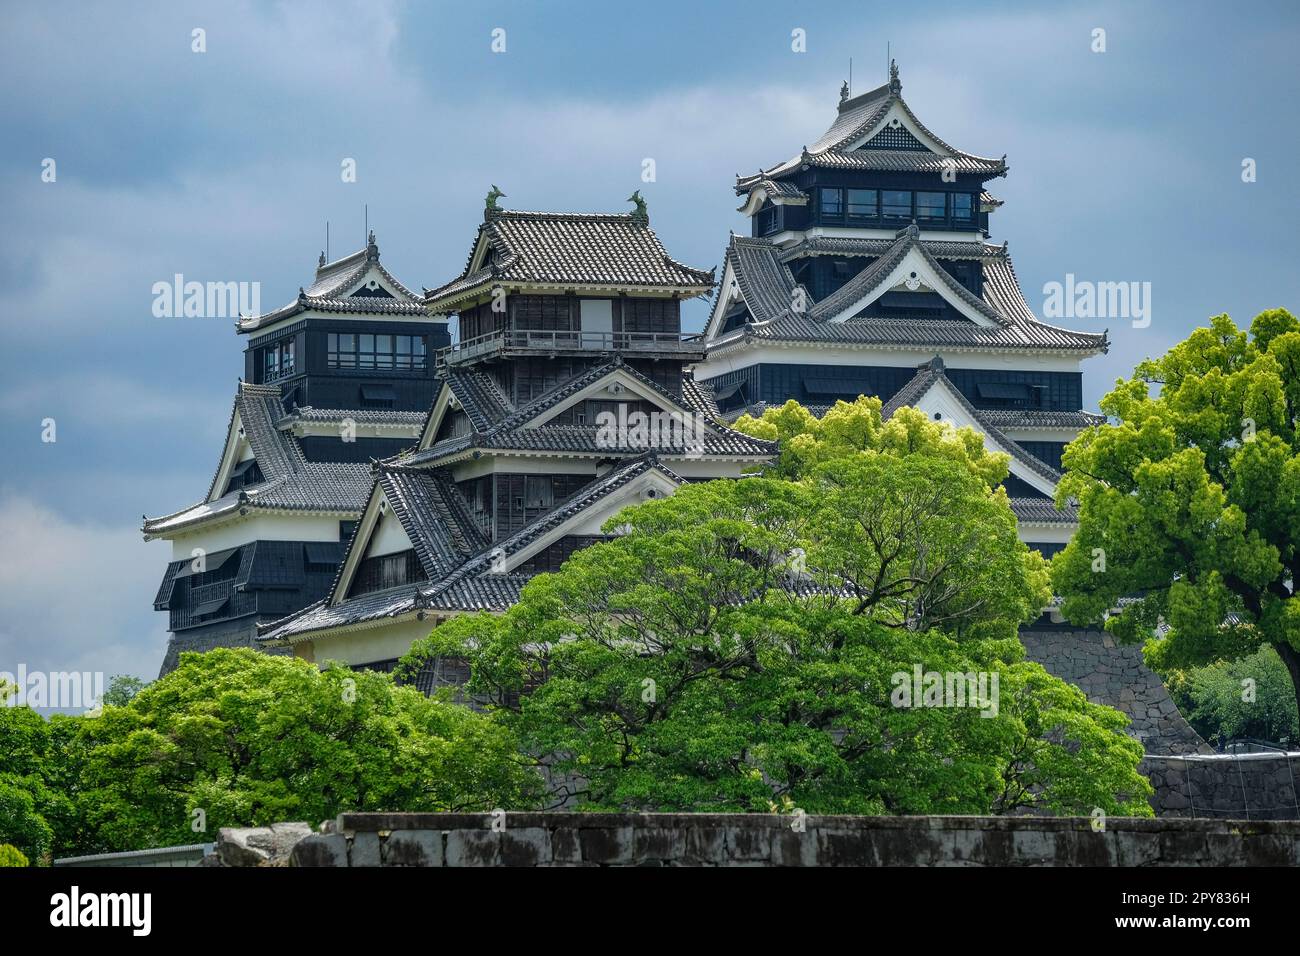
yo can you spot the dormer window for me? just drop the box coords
[755,204,780,236]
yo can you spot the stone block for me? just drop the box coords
[579,826,633,864]
[351,831,383,867]
[446,829,501,867]
[290,832,348,867]
[384,829,443,867]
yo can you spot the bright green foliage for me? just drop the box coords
[0,843,29,867]
[1166,647,1299,746]
[402,436,1150,816]
[1052,310,1300,716]
[734,395,1011,489]
[0,693,78,863]
[31,649,540,854]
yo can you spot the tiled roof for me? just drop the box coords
[720,235,803,324]
[1009,497,1077,524]
[259,456,686,641]
[406,361,775,467]
[681,370,722,421]
[975,409,1104,430]
[706,232,1107,355]
[378,466,490,578]
[142,465,373,537]
[425,209,715,311]
[444,368,515,430]
[737,74,1006,192]
[281,406,427,427]
[779,236,1000,263]
[736,178,809,210]
[238,235,427,332]
[143,381,373,537]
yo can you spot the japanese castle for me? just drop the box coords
[144,63,1105,675]
[694,62,1107,558]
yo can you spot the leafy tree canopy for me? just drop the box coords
[2,649,540,857]
[402,412,1149,816]
[1052,310,1300,715]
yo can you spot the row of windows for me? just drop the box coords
[327,333,427,370]
[818,188,976,226]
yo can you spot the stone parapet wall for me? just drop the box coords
[1143,753,1300,820]
[219,813,1300,867]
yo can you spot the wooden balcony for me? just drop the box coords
[436,328,705,372]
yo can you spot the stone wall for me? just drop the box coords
[212,813,1300,867]
[1143,753,1300,820]
[1019,626,1211,755]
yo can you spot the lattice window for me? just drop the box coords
[861,124,928,151]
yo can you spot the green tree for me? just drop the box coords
[0,687,79,863]
[101,674,147,708]
[402,421,1150,816]
[1166,647,1299,747]
[69,648,540,853]
[0,843,29,867]
[1052,310,1300,717]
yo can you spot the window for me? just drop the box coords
[259,340,296,382]
[349,549,426,596]
[916,192,947,221]
[756,205,779,235]
[327,333,425,371]
[820,187,843,218]
[882,190,911,219]
[847,189,877,220]
[952,192,974,223]
[524,475,553,509]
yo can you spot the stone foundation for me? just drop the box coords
[1020,627,1210,755]
[208,813,1300,867]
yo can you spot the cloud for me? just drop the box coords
[0,494,168,704]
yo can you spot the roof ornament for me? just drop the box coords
[889,58,901,95]
[839,80,850,104]
[485,184,506,219]
[627,190,649,225]
[318,250,326,268]
[366,229,379,261]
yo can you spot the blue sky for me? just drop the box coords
[1,0,1298,689]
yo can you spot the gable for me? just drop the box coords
[342,265,410,300]
[843,102,946,155]
[526,367,696,428]
[905,377,1058,498]
[208,410,254,501]
[823,245,998,327]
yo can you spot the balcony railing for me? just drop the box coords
[436,328,704,370]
